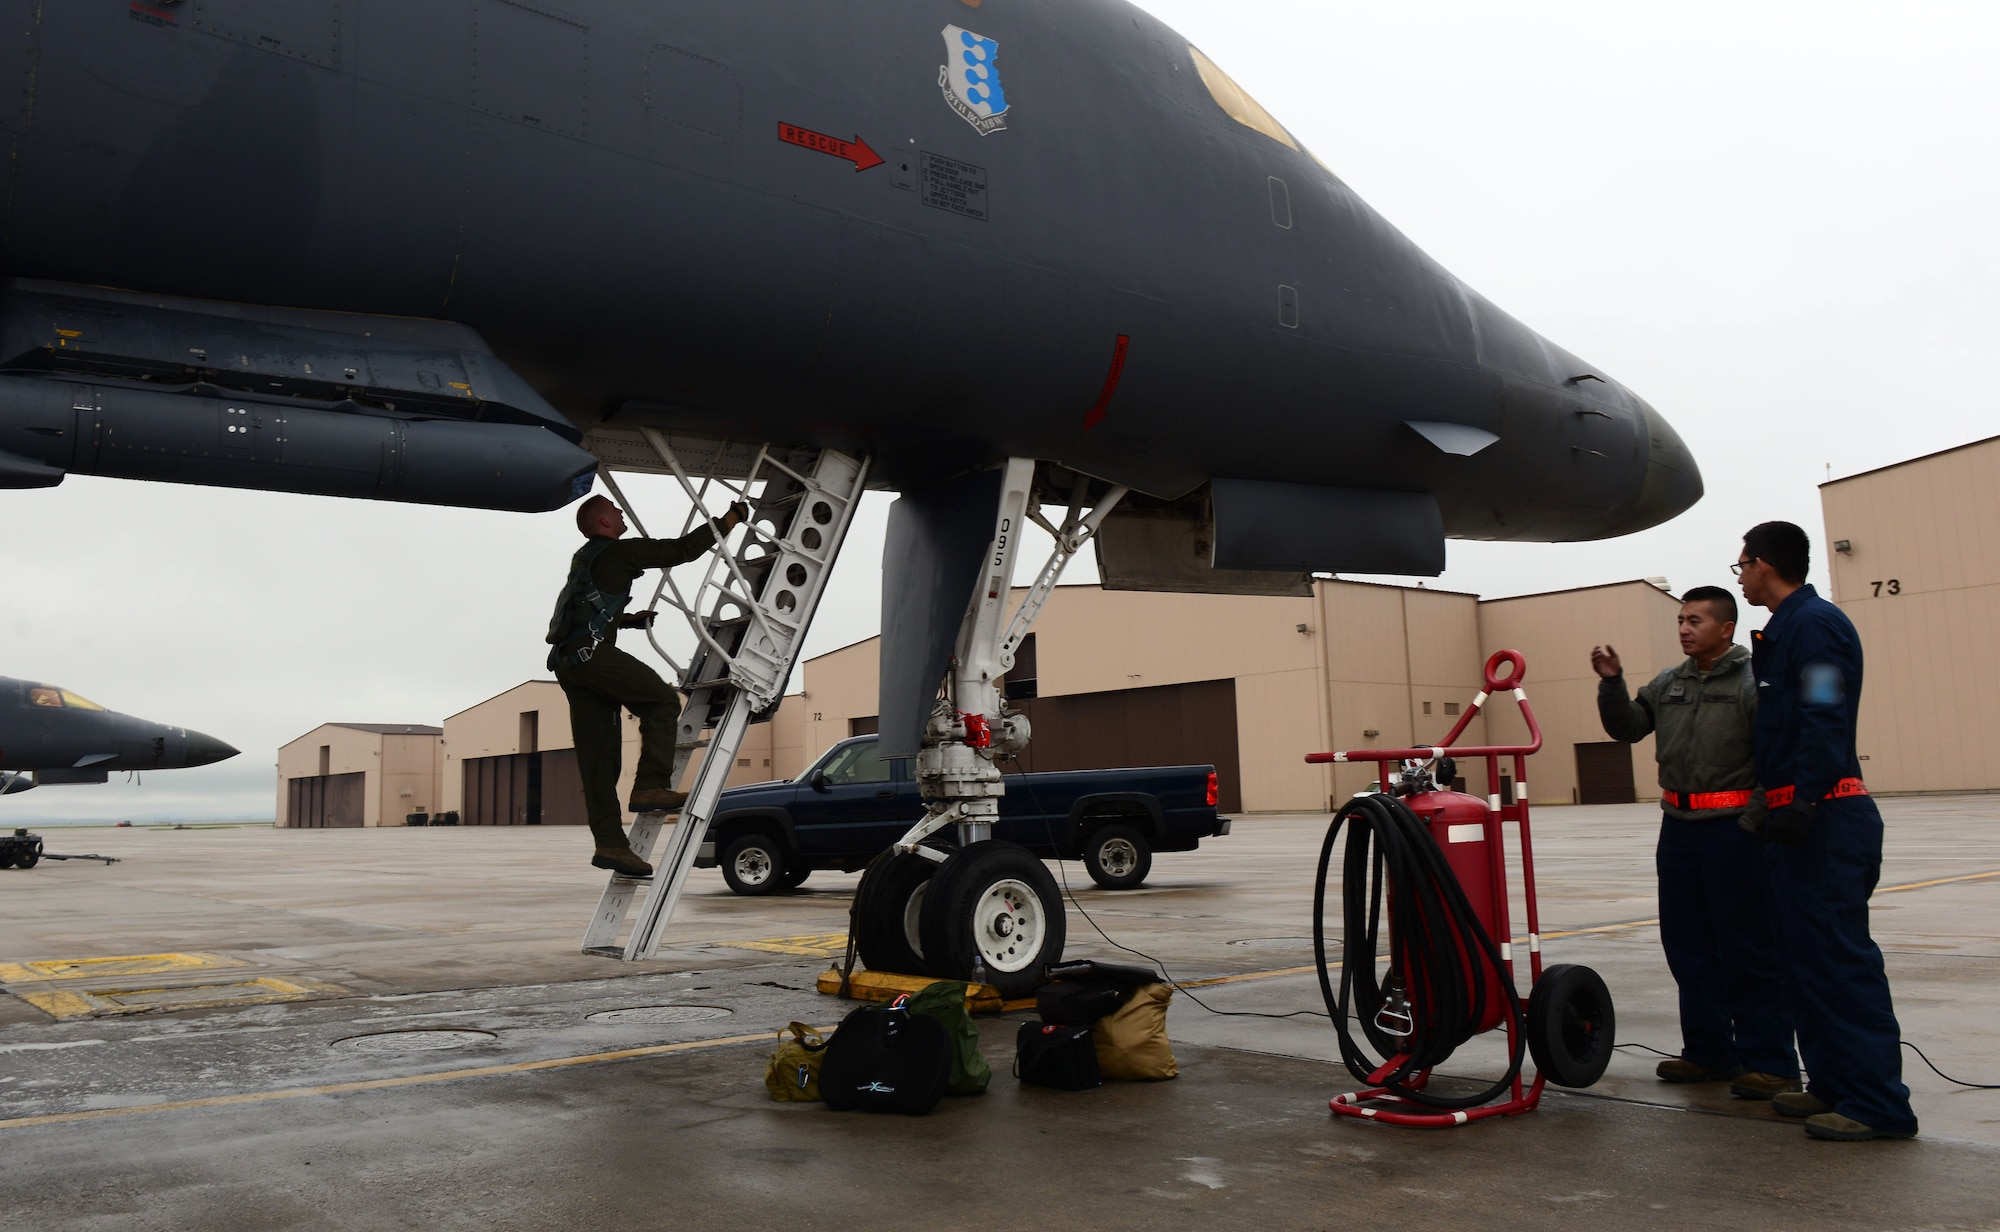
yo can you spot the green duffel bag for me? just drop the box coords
[906,980,992,1096]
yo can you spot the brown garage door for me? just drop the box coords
[463,752,588,825]
[536,749,589,826]
[1007,678,1241,813]
[1575,742,1637,805]
[287,772,366,828]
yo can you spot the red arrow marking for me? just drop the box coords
[777,123,884,172]
[1082,334,1132,432]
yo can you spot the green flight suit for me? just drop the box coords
[550,527,714,850]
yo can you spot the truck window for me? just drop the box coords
[819,741,892,786]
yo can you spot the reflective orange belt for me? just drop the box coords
[1662,789,1755,810]
[1766,778,1869,809]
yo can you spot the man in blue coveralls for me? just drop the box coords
[1736,521,1918,1141]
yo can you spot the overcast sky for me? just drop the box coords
[5,1,1995,821]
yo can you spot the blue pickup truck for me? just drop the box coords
[694,734,1230,895]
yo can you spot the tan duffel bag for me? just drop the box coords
[1091,982,1179,1080]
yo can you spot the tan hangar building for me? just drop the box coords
[1822,432,2000,795]
[784,578,1686,812]
[275,723,444,828]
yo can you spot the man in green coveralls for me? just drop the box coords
[548,493,745,878]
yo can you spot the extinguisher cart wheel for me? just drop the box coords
[1526,963,1616,1088]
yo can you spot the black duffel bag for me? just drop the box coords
[820,996,952,1115]
[1036,979,1131,1026]
[1035,958,1163,1026]
[1014,1022,1102,1091]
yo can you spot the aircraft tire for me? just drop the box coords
[854,851,937,975]
[919,840,1065,1000]
[1527,963,1616,1088]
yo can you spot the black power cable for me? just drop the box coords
[1901,1041,2000,1090]
[1012,764,1329,1021]
[1314,791,1526,1109]
[1618,1040,2000,1090]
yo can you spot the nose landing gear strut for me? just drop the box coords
[851,461,1126,999]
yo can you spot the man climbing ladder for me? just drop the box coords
[548,492,746,878]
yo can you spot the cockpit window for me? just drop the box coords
[29,686,104,710]
[1188,45,1298,151]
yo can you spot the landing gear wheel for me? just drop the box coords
[780,862,812,891]
[919,840,1066,1000]
[719,833,789,897]
[1527,962,1615,1088]
[854,851,940,975]
[1083,824,1152,890]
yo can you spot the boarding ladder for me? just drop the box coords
[579,429,869,960]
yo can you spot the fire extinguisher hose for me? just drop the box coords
[1312,791,1526,1109]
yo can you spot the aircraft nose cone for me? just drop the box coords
[183,732,239,768]
[1606,401,1703,535]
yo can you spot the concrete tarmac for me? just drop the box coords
[2,797,1997,1230]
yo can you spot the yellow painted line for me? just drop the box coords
[0,953,244,984]
[1535,919,1660,941]
[1878,868,2000,894]
[1173,870,2000,991]
[17,977,348,1021]
[724,932,850,958]
[0,1027,829,1132]
[1181,964,1319,988]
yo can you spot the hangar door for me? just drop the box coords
[462,750,588,826]
[1007,678,1242,813]
[1574,742,1637,805]
[288,772,366,828]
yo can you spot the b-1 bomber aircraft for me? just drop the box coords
[0,2,1700,990]
[0,676,240,796]
[0,676,238,869]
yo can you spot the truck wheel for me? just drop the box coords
[719,833,789,896]
[1527,963,1615,1088]
[780,862,812,891]
[14,846,39,870]
[919,840,1065,1000]
[1083,823,1153,890]
[855,851,938,975]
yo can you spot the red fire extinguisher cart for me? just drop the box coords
[1304,650,1615,1127]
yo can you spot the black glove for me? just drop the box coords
[616,611,656,630]
[724,499,750,530]
[1762,801,1814,847]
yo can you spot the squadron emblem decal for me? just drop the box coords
[939,25,1009,135]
